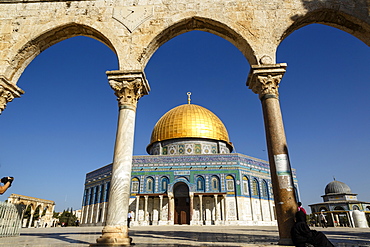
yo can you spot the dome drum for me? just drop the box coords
[147,138,232,155]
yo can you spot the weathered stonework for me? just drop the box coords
[247,63,287,99]
[0,76,24,114]
[1,0,369,245]
[107,70,150,110]
[0,0,369,94]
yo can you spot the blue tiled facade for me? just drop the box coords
[81,153,299,226]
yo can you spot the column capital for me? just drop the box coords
[107,70,150,110]
[0,76,24,114]
[246,63,287,100]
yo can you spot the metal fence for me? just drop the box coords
[0,201,25,237]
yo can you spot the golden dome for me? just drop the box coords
[149,103,231,146]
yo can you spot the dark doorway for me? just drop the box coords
[174,182,190,225]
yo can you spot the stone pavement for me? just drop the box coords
[0,225,369,247]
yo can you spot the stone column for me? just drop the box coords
[101,202,107,223]
[199,195,203,224]
[214,195,219,222]
[223,195,228,221]
[93,70,149,246]
[189,193,194,224]
[335,214,340,227]
[135,196,140,223]
[28,209,35,228]
[159,195,163,222]
[0,77,24,114]
[247,63,296,245]
[168,193,174,224]
[144,196,149,223]
[220,195,225,221]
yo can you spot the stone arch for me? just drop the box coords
[173,182,190,225]
[281,9,370,46]
[5,23,117,86]
[334,206,345,210]
[140,16,257,68]
[319,207,328,212]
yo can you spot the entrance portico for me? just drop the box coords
[174,182,190,225]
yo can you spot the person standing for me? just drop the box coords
[127,211,132,228]
[320,212,328,228]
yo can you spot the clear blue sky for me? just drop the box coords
[0,24,369,213]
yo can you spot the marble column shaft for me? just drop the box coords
[168,194,174,222]
[247,63,296,245]
[159,195,163,221]
[93,70,149,246]
[214,195,218,221]
[199,195,203,223]
[144,196,148,222]
[135,196,140,222]
[189,193,194,222]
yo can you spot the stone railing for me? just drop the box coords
[0,201,25,238]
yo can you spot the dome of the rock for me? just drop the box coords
[147,102,233,154]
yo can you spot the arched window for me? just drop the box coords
[131,177,140,193]
[146,177,154,193]
[196,176,205,192]
[242,176,250,195]
[226,175,235,192]
[261,180,269,199]
[319,207,328,212]
[211,176,220,192]
[160,177,169,192]
[252,178,260,197]
[334,206,344,210]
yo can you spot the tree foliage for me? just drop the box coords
[58,208,78,226]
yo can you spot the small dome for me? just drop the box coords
[325,180,352,195]
[147,103,232,150]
